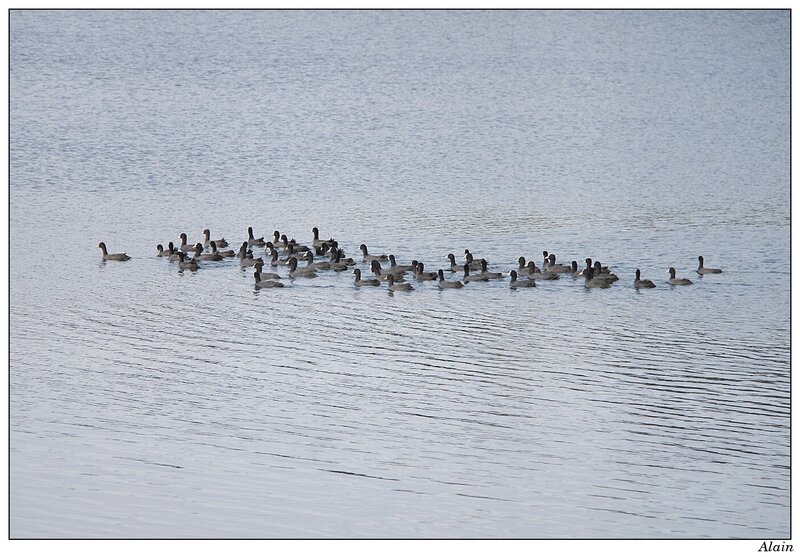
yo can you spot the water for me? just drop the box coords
[10,10,789,538]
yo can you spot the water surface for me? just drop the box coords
[10,10,790,538]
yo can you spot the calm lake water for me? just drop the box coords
[10,10,790,538]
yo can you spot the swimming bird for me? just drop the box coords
[509,270,536,288]
[279,234,309,253]
[668,267,693,285]
[526,261,559,280]
[176,251,199,271]
[268,249,292,267]
[253,261,282,280]
[387,274,414,292]
[520,260,538,276]
[697,256,722,274]
[437,269,464,288]
[98,242,131,261]
[389,255,415,273]
[326,250,351,271]
[287,257,317,278]
[156,244,172,257]
[209,241,235,258]
[634,269,656,288]
[446,253,462,272]
[585,258,610,275]
[239,249,262,267]
[371,260,405,281]
[546,253,572,273]
[314,242,327,256]
[203,228,228,248]
[167,242,182,261]
[332,248,355,266]
[414,262,438,281]
[269,231,309,252]
[328,240,342,254]
[247,227,266,248]
[312,227,335,248]
[300,256,319,275]
[314,242,332,257]
[593,261,619,282]
[463,250,484,270]
[475,259,503,280]
[194,243,222,261]
[584,267,613,288]
[277,243,301,261]
[360,244,388,261]
[569,261,584,277]
[253,271,284,288]
[303,251,331,271]
[463,263,488,283]
[517,257,558,280]
[353,268,381,286]
[178,233,194,252]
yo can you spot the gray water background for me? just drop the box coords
[10,10,790,538]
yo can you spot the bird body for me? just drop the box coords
[437,269,464,288]
[414,262,438,281]
[254,261,281,280]
[98,242,131,261]
[389,255,415,273]
[446,253,463,272]
[239,249,262,267]
[569,261,584,277]
[178,233,194,253]
[210,241,235,258]
[668,267,693,285]
[203,229,228,248]
[634,269,656,288]
[585,258,610,275]
[360,244,388,261]
[194,243,222,261]
[167,242,182,261]
[371,260,405,281]
[177,252,199,271]
[278,234,309,253]
[353,268,381,286]
[312,227,335,248]
[156,244,172,257]
[304,252,331,271]
[463,263,488,283]
[247,227,266,248]
[474,259,503,280]
[267,248,293,267]
[592,261,619,282]
[254,271,284,288]
[697,256,722,274]
[463,250,484,270]
[584,267,613,288]
[332,249,355,267]
[546,253,572,273]
[509,270,536,288]
[287,257,317,278]
[526,262,559,280]
[387,275,414,291]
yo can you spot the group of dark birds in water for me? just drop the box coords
[97,226,723,291]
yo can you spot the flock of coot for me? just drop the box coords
[98,227,723,291]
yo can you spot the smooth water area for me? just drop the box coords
[10,10,790,538]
